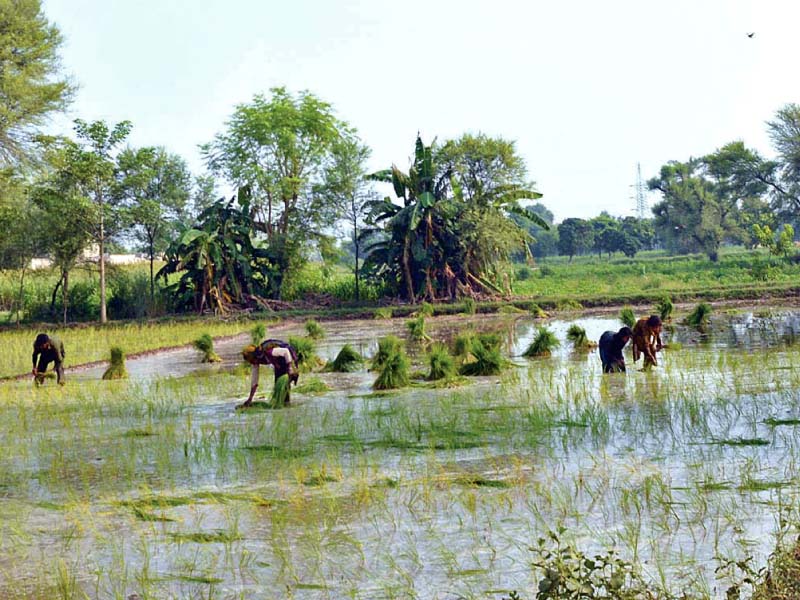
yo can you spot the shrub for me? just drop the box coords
[657,296,673,321]
[517,266,532,280]
[566,324,595,351]
[326,344,363,372]
[427,343,456,381]
[250,323,266,345]
[523,327,560,357]
[102,347,128,380]
[687,302,712,332]
[288,336,320,372]
[539,265,555,278]
[373,346,410,390]
[371,336,403,371]
[304,320,325,339]
[193,333,221,363]
[619,306,636,329]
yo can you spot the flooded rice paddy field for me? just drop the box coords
[2,309,800,598]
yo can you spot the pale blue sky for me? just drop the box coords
[43,0,800,221]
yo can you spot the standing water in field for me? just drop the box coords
[3,310,800,598]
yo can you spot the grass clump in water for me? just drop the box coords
[619,306,636,329]
[417,302,435,317]
[371,335,403,371]
[373,307,392,320]
[168,530,242,544]
[657,296,674,321]
[427,342,456,381]
[250,323,266,344]
[288,336,321,372]
[687,302,712,332]
[373,344,410,390]
[295,377,330,394]
[406,315,431,342]
[193,333,221,363]
[566,324,596,351]
[326,344,363,372]
[304,319,325,339]
[459,336,505,376]
[523,327,560,358]
[102,347,128,380]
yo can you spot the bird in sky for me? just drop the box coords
[747,32,755,38]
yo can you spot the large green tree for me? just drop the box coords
[557,218,594,261]
[0,0,73,164]
[202,87,353,296]
[116,146,192,300]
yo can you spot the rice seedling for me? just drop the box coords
[406,315,431,342]
[566,324,596,351]
[250,323,266,344]
[523,327,560,357]
[193,333,221,363]
[373,307,393,320]
[462,298,476,315]
[288,336,321,372]
[418,302,435,317]
[427,343,456,381]
[657,296,674,321]
[373,345,410,390]
[529,303,548,318]
[371,335,403,371]
[271,374,291,406]
[556,299,583,311]
[326,344,363,372]
[294,377,330,394]
[619,306,636,329]
[687,302,712,332]
[101,347,129,380]
[459,336,505,376]
[304,319,325,339]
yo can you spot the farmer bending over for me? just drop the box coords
[632,315,664,369]
[32,333,66,385]
[240,339,299,408]
[598,326,632,373]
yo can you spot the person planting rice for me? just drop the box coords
[32,333,66,385]
[598,326,632,373]
[240,339,300,408]
[632,315,664,369]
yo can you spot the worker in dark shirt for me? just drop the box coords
[240,339,300,408]
[598,326,633,373]
[32,333,66,385]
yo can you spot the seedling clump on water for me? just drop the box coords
[102,347,128,379]
[373,341,410,389]
[566,324,596,351]
[193,333,221,363]
[326,344,363,372]
[524,327,560,358]
[427,342,456,381]
[250,323,266,344]
[304,319,325,339]
[371,335,403,371]
[288,336,321,372]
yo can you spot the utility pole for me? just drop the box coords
[630,162,648,219]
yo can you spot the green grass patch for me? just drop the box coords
[168,530,243,544]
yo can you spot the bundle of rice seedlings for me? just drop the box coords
[288,336,320,372]
[523,327,560,358]
[271,374,291,406]
[102,347,129,380]
[326,344,363,372]
[657,296,674,321]
[193,333,221,363]
[476,332,502,351]
[373,347,410,390]
[566,324,596,351]
[373,307,393,320]
[619,307,636,329]
[462,298,476,315]
[406,316,431,342]
[687,302,712,332]
[304,320,325,339]
[250,323,266,345]
[371,336,403,371]
[427,343,456,381]
[459,337,505,376]
[453,332,476,359]
[529,303,548,318]
[294,377,330,394]
[418,302,435,317]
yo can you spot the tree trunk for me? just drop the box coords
[99,189,107,323]
[149,237,155,302]
[50,275,63,316]
[402,235,415,303]
[353,225,360,302]
[62,269,69,326]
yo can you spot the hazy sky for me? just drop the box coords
[42,0,800,222]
